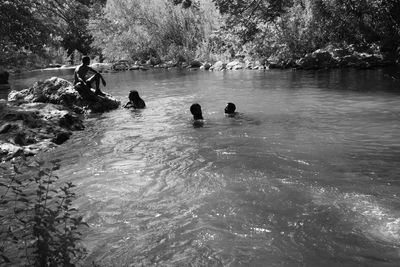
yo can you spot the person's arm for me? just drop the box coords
[88,66,106,86]
[100,75,106,86]
[123,102,132,108]
[75,70,88,87]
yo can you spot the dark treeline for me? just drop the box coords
[0,0,106,69]
[1,0,400,69]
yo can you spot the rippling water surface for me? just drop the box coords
[12,68,400,266]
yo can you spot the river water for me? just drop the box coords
[10,68,400,266]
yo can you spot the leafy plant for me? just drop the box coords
[0,159,88,266]
[89,0,221,63]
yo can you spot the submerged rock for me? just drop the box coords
[8,77,120,113]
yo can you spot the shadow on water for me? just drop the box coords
[11,67,400,266]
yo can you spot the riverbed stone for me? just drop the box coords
[8,77,120,113]
[202,62,211,70]
[296,49,338,70]
[112,60,130,71]
[209,61,226,71]
[295,44,386,70]
[226,61,243,70]
[90,63,113,72]
[0,142,23,160]
[189,60,202,68]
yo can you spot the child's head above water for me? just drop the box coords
[82,56,90,65]
[224,102,236,114]
[190,103,203,120]
[129,90,141,102]
[124,89,146,109]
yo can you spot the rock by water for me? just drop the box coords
[8,77,120,113]
[1,77,120,161]
[0,101,84,161]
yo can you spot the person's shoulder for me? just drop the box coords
[192,119,204,128]
[225,112,237,118]
[75,64,84,71]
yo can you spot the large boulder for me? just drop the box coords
[112,60,130,71]
[189,60,202,68]
[90,62,113,72]
[8,77,120,113]
[296,49,338,70]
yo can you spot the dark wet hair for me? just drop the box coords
[129,90,140,101]
[224,102,236,114]
[190,103,203,120]
[82,56,90,64]
[125,90,145,109]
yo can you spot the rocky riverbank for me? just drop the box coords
[206,44,391,71]
[0,77,120,161]
[5,44,391,76]
[90,43,392,72]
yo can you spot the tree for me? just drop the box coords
[90,0,220,62]
[0,1,49,52]
[0,0,52,66]
[37,0,106,59]
[211,0,293,42]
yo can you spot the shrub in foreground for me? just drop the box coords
[0,159,87,266]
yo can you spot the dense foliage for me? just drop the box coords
[0,0,105,68]
[211,0,400,60]
[89,0,220,63]
[1,0,400,68]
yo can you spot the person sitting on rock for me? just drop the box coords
[74,56,107,97]
[224,102,237,117]
[123,90,146,109]
[190,103,204,128]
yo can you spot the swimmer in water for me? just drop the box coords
[123,90,146,109]
[224,102,237,117]
[190,103,204,127]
